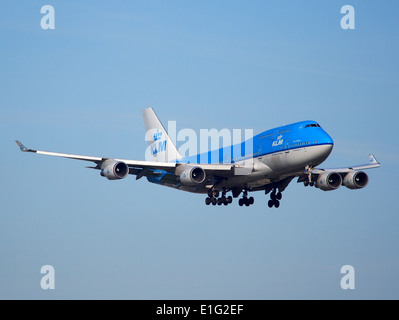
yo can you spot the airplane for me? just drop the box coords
[16,107,380,208]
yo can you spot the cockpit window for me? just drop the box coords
[305,124,320,128]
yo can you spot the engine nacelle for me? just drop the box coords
[316,172,342,191]
[178,166,206,186]
[100,159,129,180]
[343,171,369,190]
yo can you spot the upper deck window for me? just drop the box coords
[305,124,320,128]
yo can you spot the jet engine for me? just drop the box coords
[101,159,129,180]
[179,166,206,186]
[316,172,342,191]
[343,171,369,189]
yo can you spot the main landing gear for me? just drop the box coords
[205,189,233,206]
[238,190,254,207]
[205,187,285,209]
[267,189,282,208]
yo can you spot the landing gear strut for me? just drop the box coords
[267,189,282,208]
[304,166,315,187]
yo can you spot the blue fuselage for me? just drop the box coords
[177,120,334,165]
[147,120,334,192]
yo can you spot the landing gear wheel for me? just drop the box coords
[268,187,283,208]
[268,200,274,208]
[212,198,217,206]
[217,198,223,206]
[245,198,250,207]
[227,196,233,204]
[309,182,315,187]
[239,198,244,207]
[304,181,309,187]
[205,197,211,205]
[249,197,254,205]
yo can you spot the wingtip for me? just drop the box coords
[15,140,35,153]
[16,140,27,152]
[369,154,379,165]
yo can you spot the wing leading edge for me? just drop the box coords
[296,154,381,187]
[312,154,380,174]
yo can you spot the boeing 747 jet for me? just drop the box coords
[16,108,380,208]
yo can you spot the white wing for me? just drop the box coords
[312,154,380,174]
[15,140,236,179]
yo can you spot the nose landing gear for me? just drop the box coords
[304,166,315,187]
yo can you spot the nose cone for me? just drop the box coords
[323,143,334,158]
[311,143,333,166]
[317,130,334,162]
[323,131,334,146]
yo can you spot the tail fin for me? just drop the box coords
[142,107,182,162]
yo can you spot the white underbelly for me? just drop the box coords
[260,144,331,173]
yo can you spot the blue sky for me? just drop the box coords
[1,1,398,299]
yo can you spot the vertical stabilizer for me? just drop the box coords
[142,107,182,162]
